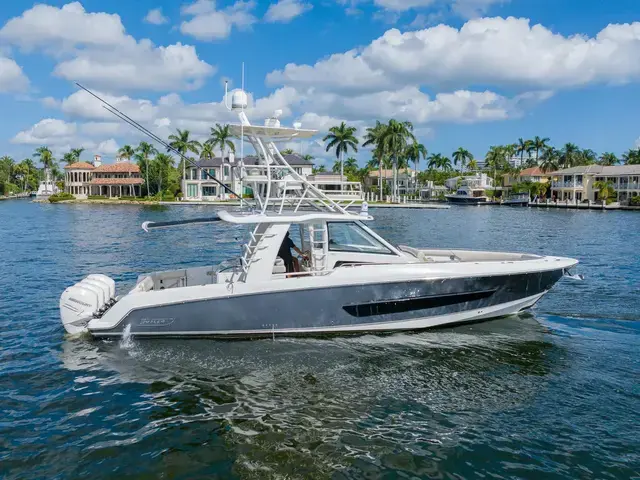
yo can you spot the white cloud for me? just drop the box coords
[264,0,312,23]
[180,0,257,41]
[144,8,169,25]
[0,2,126,51]
[0,56,29,92]
[54,41,214,91]
[0,2,214,92]
[60,90,159,122]
[95,139,120,155]
[12,119,77,145]
[269,18,640,91]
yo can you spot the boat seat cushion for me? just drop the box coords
[273,257,286,274]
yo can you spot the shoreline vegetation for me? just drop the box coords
[2,124,640,205]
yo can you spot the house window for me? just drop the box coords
[224,166,230,177]
[202,186,217,197]
[187,183,198,198]
[294,167,302,175]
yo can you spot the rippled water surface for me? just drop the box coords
[1,200,639,479]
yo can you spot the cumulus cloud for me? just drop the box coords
[264,0,312,23]
[0,56,29,92]
[180,0,257,41]
[0,2,214,91]
[12,118,77,145]
[144,8,169,25]
[269,18,640,91]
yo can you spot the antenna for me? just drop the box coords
[240,62,245,207]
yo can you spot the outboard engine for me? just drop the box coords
[60,275,116,334]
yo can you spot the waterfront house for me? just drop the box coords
[64,155,143,198]
[64,161,95,199]
[550,165,640,203]
[502,167,551,191]
[89,157,143,197]
[183,154,313,201]
[365,168,417,195]
[306,171,363,200]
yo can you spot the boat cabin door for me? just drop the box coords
[298,223,328,272]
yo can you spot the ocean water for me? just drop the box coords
[0,200,638,479]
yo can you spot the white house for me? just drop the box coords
[550,165,640,203]
[182,154,314,201]
[365,168,417,195]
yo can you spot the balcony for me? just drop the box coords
[552,181,583,188]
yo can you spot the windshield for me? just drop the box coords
[327,222,393,255]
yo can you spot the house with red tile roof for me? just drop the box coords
[502,167,551,190]
[64,158,144,198]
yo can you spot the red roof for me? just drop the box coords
[93,162,140,173]
[89,178,144,185]
[64,162,95,170]
[519,167,546,176]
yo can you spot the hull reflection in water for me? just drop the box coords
[58,315,562,478]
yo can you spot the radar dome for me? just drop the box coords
[231,90,248,110]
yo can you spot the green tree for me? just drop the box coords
[199,142,215,161]
[452,147,473,172]
[622,148,640,165]
[118,145,135,162]
[312,164,326,174]
[362,121,387,196]
[467,159,479,171]
[208,124,235,192]
[516,138,532,168]
[539,147,560,173]
[580,149,598,165]
[532,136,550,164]
[169,129,202,187]
[323,122,359,185]
[379,119,414,202]
[599,152,619,166]
[427,153,452,171]
[560,143,580,168]
[594,180,616,205]
[281,148,295,155]
[135,141,158,196]
[151,153,174,194]
[0,155,14,183]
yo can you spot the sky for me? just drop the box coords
[1,0,640,167]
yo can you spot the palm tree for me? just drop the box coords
[208,124,236,194]
[152,153,174,194]
[427,153,452,171]
[362,121,387,196]
[594,180,616,206]
[516,138,531,168]
[539,147,560,173]
[312,164,326,174]
[405,142,427,191]
[1,155,14,183]
[467,159,479,171]
[379,119,415,202]
[622,148,640,165]
[199,142,215,161]
[532,136,550,164]
[281,148,295,155]
[452,147,473,172]
[61,152,76,166]
[302,154,314,162]
[136,141,158,196]
[169,129,202,190]
[599,152,619,166]
[118,145,135,162]
[580,149,597,165]
[560,143,579,168]
[323,122,359,186]
[71,148,84,161]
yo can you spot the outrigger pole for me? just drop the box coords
[75,83,251,204]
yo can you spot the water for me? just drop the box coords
[1,200,638,479]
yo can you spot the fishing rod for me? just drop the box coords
[75,83,250,203]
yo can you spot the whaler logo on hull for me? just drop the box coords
[138,317,175,327]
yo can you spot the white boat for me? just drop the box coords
[502,192,530,206]
[59,84,579,338]
[445,173,493,204]
[35,169,59,200]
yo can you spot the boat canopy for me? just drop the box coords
[217,210,373,224]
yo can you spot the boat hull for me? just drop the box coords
[88,269,565,338]
[445,196,488,205]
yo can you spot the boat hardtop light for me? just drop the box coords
[59,74,580,338]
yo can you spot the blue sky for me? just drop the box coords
[1,0,640,167]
